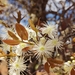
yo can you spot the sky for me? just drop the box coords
[0,0,73,39]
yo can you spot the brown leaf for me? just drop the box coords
[44,62,50,73]
[0,59,8,75]
[71,68,75,75]
[0,49,6,57]
[48,61,56,68]
[3,39,20,45]
[8,30,19,40]
[22,47,31,52]
[47,58,63,65]
[60,20,68,31]
[15,23,28,40]
[7,52,16,57]
[0,53,6,57]
[28,19,38,32]
[0,49,3,53]
[13,11,25,23]
[36,71,42,75]
[17,11,21,23]
[71,53,75,57]
[46,59,57,68]
[1,22,8,27]
[37,19,45,27]
[0,49,16,57]
[0,10,3,14]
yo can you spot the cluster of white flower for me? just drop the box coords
[31,23,63,64]
[0,22,64,75]
[9,57,26,75]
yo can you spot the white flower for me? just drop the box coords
[26,28,36,41]
[48,38,63,50]
[1,43,10,52]
[32,39,54,60]
[9,57,26,75]
[41,23,57,38]
[16,43,27,56]
[40,37,46,45]
[62,62,73,74]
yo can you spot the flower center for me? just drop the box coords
[52,39,58,46]
[39,46,45,51]
[15,63,19,68]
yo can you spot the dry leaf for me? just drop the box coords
[71,68,75,75]
[15,23,28,40]
[28,19,38,32]
[0,49,16,57]
[36,70,56,75]
[0,49,6,57]
[47,58,63,68]
[44,62,50,73]
[3,39,20,45]
[36,71,42,75]
[22,47,31,52]
[71,53,75,57]
[60,20,68,31]
[13,11,25,23]
[8,30,19,40]
[48,61,56,68]
[37,19,45,27]
[7,52,16,57]
[0,59,8,75]
[0,53,7,57]
[0,21,8,27]
[0,49,3,53]
[47,58,63,65]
